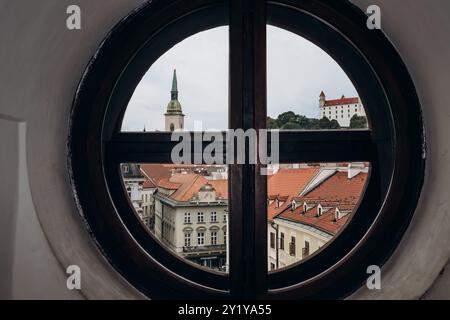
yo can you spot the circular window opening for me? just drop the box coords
[69,0,424,299]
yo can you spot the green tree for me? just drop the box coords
[318,116,331,129]
[281,121,302,130]
[277,111,296,127]
[267,116,279,129]
[329,119,341,129]
[266,112,343,130]
[308,118,320,130]
[349,115,368,129]
[294,115,310,129]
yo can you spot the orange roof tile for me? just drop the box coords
[267,168,319,221]
[140,164,173,184]
[279,205,350,235]
[303,171,368,205]
[208,179,228,200]
[143,178,156,188]
[157,179,182,190]
[276,171,368,234]
[157,173,228,202]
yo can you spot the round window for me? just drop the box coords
[69,0,424,299]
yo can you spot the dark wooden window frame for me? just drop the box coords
[68,0,425,299]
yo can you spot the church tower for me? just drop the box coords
[165,69,184,132]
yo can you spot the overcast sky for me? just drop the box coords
[122,25,358,131]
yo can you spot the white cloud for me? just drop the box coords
[122,25,358,131]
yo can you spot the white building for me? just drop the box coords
[319,91,366,127]
[153,174,228,270]
[121,163,145,216]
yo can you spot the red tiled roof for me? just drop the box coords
[157,173,228,202]
[319,91,325,98]
[276,171,368,235]
[267,168,319,197]
[323,97,359,107]
[279,205,350,235]
[302,171,367,205]
[157,178,182,190]
[267,168,319,221]
[209,179,228,200]
[143,178,156,188]
[140,164,173,185]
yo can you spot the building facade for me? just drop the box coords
[153,173,228,270]
[319,91,366,127]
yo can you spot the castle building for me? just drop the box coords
[319,91,366,127]
[165,69,185,131]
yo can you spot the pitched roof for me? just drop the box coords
[323,97,359,107]
[143,178,156,188]
[157,173,228,202]
[302,171,368,205]
[279,205,350,235]
[208,179,228,199]
[164,174,203,201]
[140,164,173,185]
[267,168,320,221]
[140,164,225,185]
[276,171,368,235]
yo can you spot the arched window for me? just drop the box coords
[69,0,424,299]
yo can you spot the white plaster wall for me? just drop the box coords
[0,0,449,299]
[268,220,330,270]
[0,0,148,300]
[0,118,20,299]
[349,0,450,300]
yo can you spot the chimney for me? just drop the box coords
[347,163,361,179]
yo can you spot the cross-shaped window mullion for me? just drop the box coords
[103,0,379,299]
[104,129,376,165]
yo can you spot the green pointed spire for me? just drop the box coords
[165,69,183,115]
[171,69,178,100]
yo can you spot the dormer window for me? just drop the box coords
[317,205,323,217]
[123,165,129,173]
[335,208,341,221]
[303,202,308,213]
[292,200,297,210]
